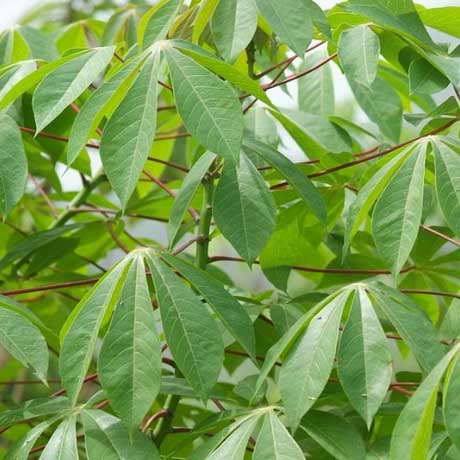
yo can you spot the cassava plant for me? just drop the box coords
[1,0,460,458]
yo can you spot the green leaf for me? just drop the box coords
[338,288,392,427]
[211,0,257,62]
[433,140,460,235]
[253,410,304,460]
[59,259,130,405]
[206,415,259,460]
[138,0,181,50]
[147,254,224,400]
[253,290,343,398]
[243,138,327,224]
[298,48,334,116]
[255,0,313,56]
[168,151,215,249]
[349,77,402,143]
[372,145,426,278]
[99,255,161,434]
[0,396,69,427]
[389,344,460,460]
[40,415,78,460]
[164,46,243,163]
[347,0,435,49]
[67,56,144,166]
[32,47,115,132]
[0,305,48,383]
[443,353,460,452]
[0,224,82,271]
[408,58,449,95]
[0,113,27,216]
[6,415,63,460]
[418,7,460,38]
[171,40,272,105]
[299,410,367,460]
[82,409,160,459]
[370,283,446,374]
[213,153,276,264]
[162,253,256,358]
[268,109,351,156]
[338,25,380,87]
[343,147,412,257]
[100,51,161,209]
[280,291,348,430]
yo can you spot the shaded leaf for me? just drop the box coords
[0,113,27,216]
[213,153,276,264]
[168,151,215,249]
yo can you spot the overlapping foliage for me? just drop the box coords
[1,0,460,458]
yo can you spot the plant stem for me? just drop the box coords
[50,171,106,229]
[154,169,214,446]
[196,175,214,270]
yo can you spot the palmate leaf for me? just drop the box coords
[389,343,460,460]
[343,146,413,257]
[338,288,392,427]
[211,0,258,62]
[443,353,460,451]
[279,291,349,430]
[170,40,271,105]
[433,140,460,236]
[338,25,380,88]
[167,151,216,249]
[147,254,224,400]
[59,258,131,405]
[213,153,276,264]
[243,139,326,224]
[253,410,304,460]
[138,0,181,50]
[0,113,27,216]
[299,410,366,460]
[372,144,427,279]
[98,255,161,435]
[347,0,435,49]
[205,415,260,460]
[163,45,244,163]
[82,409,160,459]
[32,46,115,132]
[6,415,64,460]
[100,50,161,209]
[162,253,256,358]
[370,283,445,374]
[255,0,313,56]
[253,290,345,398]
[67,55,144,166]
[0,304,48,383]
[0,396,69,427]
[39,415,78,460]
